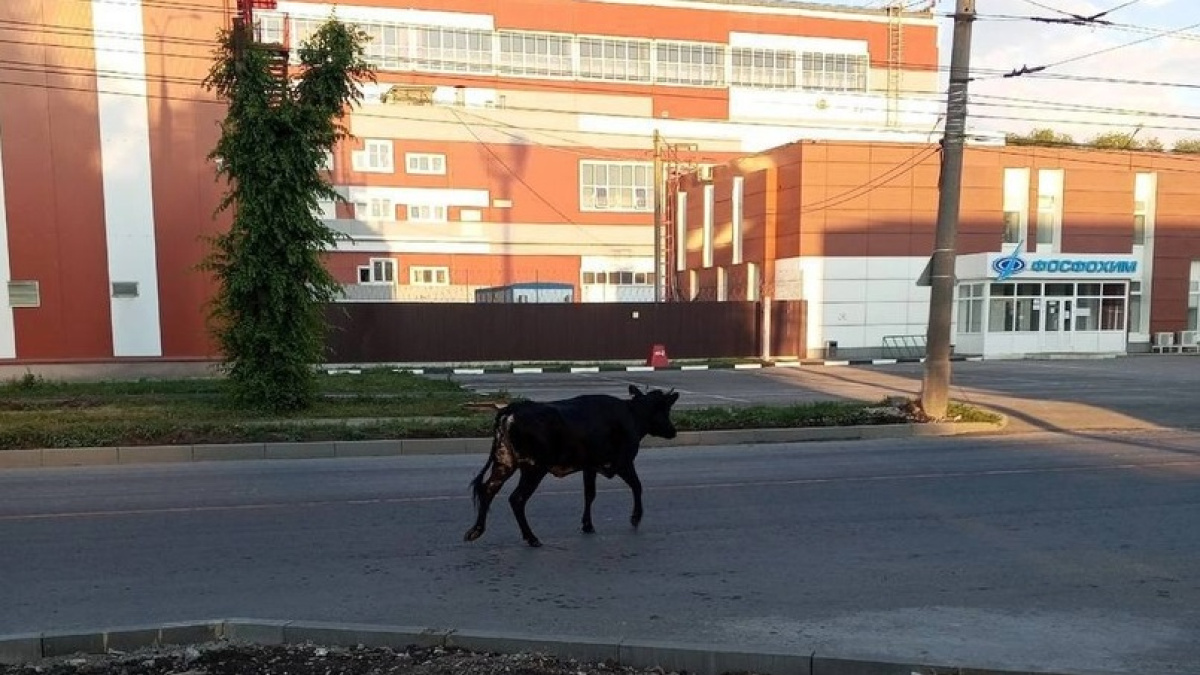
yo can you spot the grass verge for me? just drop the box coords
[0,369,1001,451]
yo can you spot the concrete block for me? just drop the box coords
[42,447,117,467]
[444,630,620,665]
[117,445,193,465]
[0,450,42,470]
[221,619,290,645]
[0,633,43,664]
[193,444,265,462]
[101,625,163,652]
[157,620,223,647]
[282,620,446,649]
[335,440,402,458]
[265,442,336,460]
[41,630,106,658]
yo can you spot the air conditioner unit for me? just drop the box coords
[1180,330,1199,349]
[696,165,714,182]
[1154,331,1175,347]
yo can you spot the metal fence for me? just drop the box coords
[323,299,806,364]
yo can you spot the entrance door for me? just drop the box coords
[1043,298,1072,351]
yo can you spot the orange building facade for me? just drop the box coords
[674,140,1200,359]
[0,0,970,362]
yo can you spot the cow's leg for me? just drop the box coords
[509,466,548,547]
[581,468,598,534]
[616,465,644,528]
[464,455,517,542]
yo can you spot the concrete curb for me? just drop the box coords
[329,355,984,376]
[0,420,1006,470]
[0,618,1091,675]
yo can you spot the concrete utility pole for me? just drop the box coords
[920,0,975,419]
[652,129,664,302]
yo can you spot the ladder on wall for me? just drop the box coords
[885,2,904,128]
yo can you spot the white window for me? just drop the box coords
[1002,167,1029,245]
[406,153,446,175]
[353,139,394,173]
[1129,280,1144,334]
[407,205,447,222]
[355,198,394,220]
[731,175,744,265]
[410,266,450,286]
[580,161,652,212]
[1134,172,1156,247]
[1036,169,1064,251]
[357,258,396,284]
[957,283,985,334]
[498,31,573,77]
[731,48,795,89]
[577,37,651,82]
[1189,261,1200,331]
[655,41,725,86]
[314,199,336,220]
[746,262,759,301]
[702,184,714,268]
[412,26,492,74]
[800,52,867,92]
[675,191,688,272]
[360,22,411,70]
[320,150,334,171]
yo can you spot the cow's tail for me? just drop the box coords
[469,406,507,509]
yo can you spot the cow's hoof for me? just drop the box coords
[464,526,484,542]
[525,537,543,548]
[581,523,595,534]
[630,514,642,528]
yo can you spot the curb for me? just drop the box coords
[0,618,1090,675]
[328,356,984,376]
[0,420,1006,471]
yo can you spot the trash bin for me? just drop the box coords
[825,340,838,359]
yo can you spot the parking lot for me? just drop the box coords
[450,354,1200,434]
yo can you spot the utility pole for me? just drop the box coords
[920,0,975,419]
[652,129,664,302]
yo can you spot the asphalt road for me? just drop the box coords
[2,430,1198,675]
[453,355,1200,434]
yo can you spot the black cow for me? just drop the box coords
[463,384,681,547]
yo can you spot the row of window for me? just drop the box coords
[358,260,450,286]
[352,143,446,175]
[957,282,1130,334]
[354,199,449,222]
[1002,169,1155,249]
[271,15,869,92]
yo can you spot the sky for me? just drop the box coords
[821,0,1200,146]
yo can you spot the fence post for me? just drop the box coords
[760,295,772,362]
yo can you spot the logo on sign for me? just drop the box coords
[991,245,1027,282]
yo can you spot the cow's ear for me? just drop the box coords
[628,384,643,397]
[668,391,679,405]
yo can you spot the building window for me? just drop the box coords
[357,258,396,284]
[320,150,334,171]
[1134,172,1156,246]
[412,26,492,73]
[314,199,336,220]
[356,198,394,220]
[353,139,394,173]
[1129,280,1144,333]
[1036,169,1063,249]
[580,161,652,212]
[988,282,1041,332]
[410,266,449,285]
[957,283,985,334]
[1189,261,1200,330]
[578,37,651,82]
[406,153,446,175]
[498,31,573,77]
[746,262,759,301]
[731,48,795,89]
[800,52,867,92]
[1002,167,1029,245]
[357,22,411,70]
[407,205,447,222]
[655,41,725,86]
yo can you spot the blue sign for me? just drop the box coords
[990,247,1138,281]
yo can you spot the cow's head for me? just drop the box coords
[628,384,680,439]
